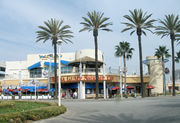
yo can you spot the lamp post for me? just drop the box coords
[57,39,62,106]
[34,75,37,100]
[119,57,122,99]
[48,54,52,90]
[103,63,106,99]
[19,70,22,88]
[79,59,82,99]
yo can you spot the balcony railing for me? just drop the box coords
[62,68,103,74]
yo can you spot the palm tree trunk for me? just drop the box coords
[171,35,175,96]
[53,39,58,99]
[137,33,144,98]
[94,29,99,99]
[123,55,127,98]
[162,56,165,95]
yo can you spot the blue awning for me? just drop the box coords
[21,86,47,92]
[28,62,41,70]
[44,60,69,67]
[61,60,69,66]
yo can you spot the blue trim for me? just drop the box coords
[28,62,41,70]
[143,59,169,64]
[44,60,69,67]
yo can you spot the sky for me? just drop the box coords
[0,0,180,75]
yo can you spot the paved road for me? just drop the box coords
[35,96,180,123]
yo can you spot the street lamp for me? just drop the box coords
[103,63,106,99]
[57,39,62,106]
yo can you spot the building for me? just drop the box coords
[2,49,170,98]
[0,62,6,89]
[0,62,5,80]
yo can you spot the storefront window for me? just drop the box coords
[61,66,72,74]
[30,68,42,78]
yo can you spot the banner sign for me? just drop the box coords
[51,75,115,83]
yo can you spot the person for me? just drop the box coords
[73,91,77,99]
[51,91,54,99]
[134,90,136,98]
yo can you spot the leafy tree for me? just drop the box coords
[36,18,73,98]
[122,9,156,97]
[155,14,180,96]
[115,41,134,97]
[155,46,171,95]
[80,11,112,98]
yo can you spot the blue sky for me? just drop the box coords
[0,0,180,74]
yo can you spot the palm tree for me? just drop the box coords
[155,14,180,96]
[36,18,73,98]
[175,51,180,63]
[115,41,134,98]
[79,11,112,99]
[121,9,156,97]
[155,46,171,95]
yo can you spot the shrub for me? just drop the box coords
[0,101,66,123]
[0,101,16,109]
[130,93,135,97]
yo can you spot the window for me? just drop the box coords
[0,67,5,72]
[61,66,72,74]
[30,68,42,78]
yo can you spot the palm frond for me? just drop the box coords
[115,41,134,60]
[154,46,171,59]
[121,27,133,33]
[80,10,112,33]
[155,14,180,39]
[122,9,155,36]
[36,18,73,45]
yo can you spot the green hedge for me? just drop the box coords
[0,101,66,123]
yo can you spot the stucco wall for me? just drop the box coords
[146,56,163,94]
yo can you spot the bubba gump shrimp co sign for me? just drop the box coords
[51,75,114,83]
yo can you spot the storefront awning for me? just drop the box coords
[28,62,41,70]
[146,85,155,89]
[44,60,69,67]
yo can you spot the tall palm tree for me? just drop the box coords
[36,18,73,98]
[121,9,156,97]
[175,51,180,63]
[115,41,134,98]
[79,11,112,99]
[155,46,171,95]
[155,14,180,96]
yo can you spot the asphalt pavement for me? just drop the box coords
[34,95,180,123]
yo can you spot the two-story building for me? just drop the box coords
[2,49,171,98]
